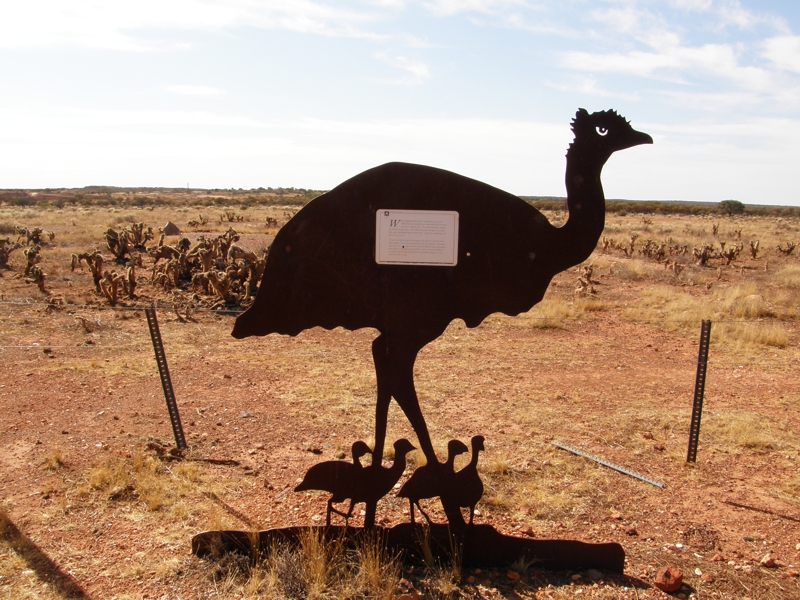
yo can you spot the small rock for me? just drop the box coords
[240,411,254,418]
[642,432,654,440]
[786,569,799,577]
[711,553,724,562]
[466,575,476,584]
[61,430,68,435]
[700,573,715,583]
[653,444,665,452]
[795,543,800,551]
[586,569,603,581]
[507,571,520,581]
[760,554,776,568]
[335,450,346,459]
[255,443,265,450]
[473,568,482,575]
[625,526,638,536]
[521,525,534,537]
[571,574,582,581]
[396,594,419,600]
[610,512,623,520]
[654,566,683,593]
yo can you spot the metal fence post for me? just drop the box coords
[145,307,187,450]
[687,319,711,463]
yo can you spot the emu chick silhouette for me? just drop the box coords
[398,438,469,524]
[441,435,485,526]
[294,439,414,526]
[233,109,652,499]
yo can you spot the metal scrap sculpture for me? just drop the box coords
[221,109,651,569]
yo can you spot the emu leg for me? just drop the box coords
[389,345,437,466]
[370,335,392,468]
[415,501,434,525]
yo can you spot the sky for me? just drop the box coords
[1,1,800,205]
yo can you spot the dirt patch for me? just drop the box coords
[1,204,799,598]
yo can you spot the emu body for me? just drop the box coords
[233,110,652,489]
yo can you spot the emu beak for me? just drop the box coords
[628,129,653,149]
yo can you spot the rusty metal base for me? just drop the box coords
[192,524,625,573]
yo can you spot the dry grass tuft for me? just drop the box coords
[522,296,576,329]
[775,475,800,507]
[703,411,791,451]
[353,532,401,600]
[85,446,197,512]
[200,530,402,599]
[574,296,609,312]
[718,321,790,348]
[42,445,65,470]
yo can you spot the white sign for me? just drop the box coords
[375,209,459,266]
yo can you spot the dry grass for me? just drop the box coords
[200,530,402,599]
[85,446,209,513]
[521,296,576,329]
[702,411,795,452]
[42,445,65,470]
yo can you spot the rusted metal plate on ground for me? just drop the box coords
[192,524,625,573]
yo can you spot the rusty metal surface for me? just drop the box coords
[232,109,652,528]
[192,524,626,573]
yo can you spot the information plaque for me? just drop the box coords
[375,209,459,266]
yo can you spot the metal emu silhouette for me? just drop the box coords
[233,109,652,526]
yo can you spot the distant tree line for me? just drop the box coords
[1,188,798,217]
[523,196,800,218]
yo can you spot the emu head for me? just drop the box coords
[570,109,652,160]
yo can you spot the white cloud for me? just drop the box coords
[547,76,640,101]
[668,0,712,11]
[422,0,526,18]
[661,90,765,112]
[763,36,800,74]
[165,85,226,96]
[13,106,266,128]
[375,53,432,85]
[0,1,381,50]
[590,5,646,34]
[562,42,772,91]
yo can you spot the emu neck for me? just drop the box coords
[468,449,481,469]
[553,143,607,272]
[391,455,406,475]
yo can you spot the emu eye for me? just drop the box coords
[596,126,608,136]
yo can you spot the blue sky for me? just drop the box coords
[1,1,799,205]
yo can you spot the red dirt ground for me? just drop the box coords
[1,227,799,599]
